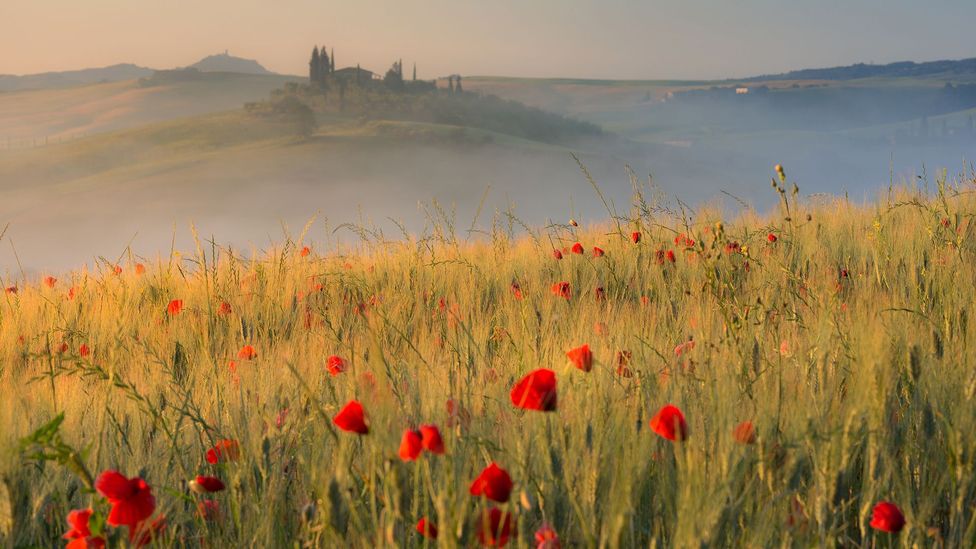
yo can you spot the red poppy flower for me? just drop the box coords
[649,404,688,441]
[592,246,605,258]
[190,475,226,493]
[5,286,17,294]
[399,429,423,461]
[674,340,695,356]
[205,439,241,464]
[869,501,905,533]
[476,507,516,547]
[44,276,57,288]
[197,499,221,521]
[566,344,593,372]
[631,231,641,244]
[167,299,183,316]
[217,301,232,316]
[57,342,69,354]
[66,534,105,549]
[447,399,472,429]
[237,345,257,360]
[327,355,347,376]
[420,424,445,454]
[68,287,77,300]
[674,233,695,248]
[64,509,96,541]
[135,263,146,275]
[511,282,523,300]
[552,249,563,260]
[571,242,584,254]
[79,344,91,357]
[416,517,438,539]
[767,233,777,243]
[95,470,156,534]
[550,282,571,300]
[840,268,849,278]
[333,400,369,434]
[113,265,123,275]
[724,241,742,254]
[469,462,513,503]
[594,287,606,301]
[535,522,561,549]
[300,246,311,257]
[733,421,756,444]
[615,350,633,377]
[666,250,676,263]
[510,368,557,412]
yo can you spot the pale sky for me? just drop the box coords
[2,0,975,80]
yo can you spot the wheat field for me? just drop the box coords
[2,167,975,548]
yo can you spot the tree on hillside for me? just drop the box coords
[413,63,417,81]
[309,47,320,84]
[384,60,404,91]
[319,47,331,85]
[331,49,336,73]
[448,75,455,94]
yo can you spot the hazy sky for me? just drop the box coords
[2,0,975,80]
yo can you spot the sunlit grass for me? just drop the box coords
[1,168,975,547]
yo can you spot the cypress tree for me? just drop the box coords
[413,63,417,81]
[319,47,330,85]
[309,47,320,84]
[331,48,336,73]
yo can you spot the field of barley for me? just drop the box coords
[2,167,976,548]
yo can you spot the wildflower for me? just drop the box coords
[640,295,650,306]
[592,246,605,258]
[416,517,438,539]
[197,500,221,521]
[552,249,563,260]
[674,339,695,356]
[511,282,524,300]
[535,523,561,549]
[113,265,123,275]
[189,475,225,493]
[470,462,513,503]
[135,263,146,275]
[3,286,15,294]
[571,242,584,254]
[674,233,695,248]
[217,301,232,316]
[476,507,516,547]
[447,399,472,429]
[615,350,633,377]
[550,282,571,300]
[206,439,241,464]
[327,355,346,376]
[63,509,104,548]
[44,276,57,288]
[95,471,156,534]
[420,424,445,454]
[79,344,91,357]
[666,250,676,263]
[631,231,641,244]
[733,421,756,444]
[767,233,778,243]
[566,344,593,372]
[167,299,183,316]
[510,369,557,412]
[595,287,606,301]
[649,404,688,441]
[870,501,905,533]
[399,429,423,461]
[569,218,578,227]
[237,345,257,360]
[724,241,741,254]
[300,246,311,257]
[68,287,77,300]
[333,400,369,434]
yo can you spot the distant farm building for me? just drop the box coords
[735,87,750,95]
[333,66,379,82]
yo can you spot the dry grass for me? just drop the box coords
[1,169,975,547]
